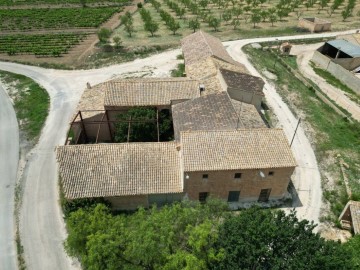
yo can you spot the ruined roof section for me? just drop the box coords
[181,30,239,66]
[185,57,249,96]
[230,99,267,129]
[76,84,105,119]
[181,129,297,172]
[104,78,200,107]
[57,142,182,199]
[350,201,360,234]
[172,92,239,140]
[327,39,360,58]
[220,68,265,96]
[337,33,360,46]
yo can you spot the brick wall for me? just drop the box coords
[184,167,295,202]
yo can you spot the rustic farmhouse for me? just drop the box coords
[57,31,297,210]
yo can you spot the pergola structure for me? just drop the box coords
[66,109,163,145]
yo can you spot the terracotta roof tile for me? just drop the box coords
[56,142,182,199]
[220,68,265,96]
[104,78,200,107]
[181,129,297,172]
[172,92,266,140]
[181,30,240,66]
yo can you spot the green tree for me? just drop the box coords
[80,0,86,8]
[169,19,180,35]
[341,6,352,21]
[344,235,360,268]
[144,20,159,36]
[113,36,122,49]
[269,13,278,26]
[208,16,221,31]
[231,18,240,29]
[222,9,232,24]
[212,207,354,270]
[250,9,261,28]
[189,18,201,32]
[97,28,112,43]
[327,0,344,16]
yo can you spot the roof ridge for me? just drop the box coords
[180,128,282,135]
[199,30,216,58]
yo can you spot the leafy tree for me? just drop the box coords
[144,20,159,37]
[269,13,278,26]
[232,7,243,19]
[318,0,330,13]
[212,207,354,270]
[97,28,112,43]
[169,19,180,35]
[327,0,344,16]
[199,0,209,9]
[208,16,221,31]
[231,18,240,29]
[260,9,268,22]
[222,9,232,24]
[189,18,200,32]
[121,12,134,37]
[113,36,122,49]
[250,9,261,28]
[341,6,352,21]
[344,235,360,268]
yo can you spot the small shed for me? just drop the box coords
[280,42,292,55]
[298,17,331,33]
[319,39,360,70]
[339,200,360,234]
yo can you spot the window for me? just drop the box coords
[234,173,242,179]
[268,171,274,176]
[199,192,208,203]
[202,174,208,179]
[228,191,240,202]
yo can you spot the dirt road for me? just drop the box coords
[0,83,18,270]
[0,28,358,270]
[293,44,360,122]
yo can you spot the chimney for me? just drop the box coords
[199,84,205,93]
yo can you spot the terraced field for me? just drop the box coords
[0,0,128,5]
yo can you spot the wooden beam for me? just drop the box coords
[156,109,160,142]
[79,111,89,143]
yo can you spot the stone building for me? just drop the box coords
[298,17,331,33]
[57,31,297,210]
[181,31,265,110]
[339,200,360,234]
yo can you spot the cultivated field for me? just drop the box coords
[0,0,359,67]
[114,0,360,48]
[0,0,134,67]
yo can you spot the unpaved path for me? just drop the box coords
[293,44,360,122]
[0,49,180,270]
[0,83,18,270]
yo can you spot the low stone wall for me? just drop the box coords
[312,51,360,94]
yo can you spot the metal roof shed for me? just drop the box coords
[326,40,360,58]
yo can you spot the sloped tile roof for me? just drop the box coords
[56,142,182,199]
[172,92,239,140]
[172,92,266,140]
[104,78,200,107]
[185,57,249,96]
[181,30,239,66]
[181,129,297,172]
[220,68,265,96]
[230,99,267,129]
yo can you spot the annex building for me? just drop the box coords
[57,31,297,210]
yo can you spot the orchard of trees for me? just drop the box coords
[119,0,359,38]
[64,199,360,269]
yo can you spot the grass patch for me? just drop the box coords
[0,71,49,141]
[311,64,360,105]
[171,63,185,77]
[244,45,360,219]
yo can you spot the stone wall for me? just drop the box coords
[106,195,149,210]
[312,51,360,94]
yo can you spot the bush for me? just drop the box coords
[137,2,143,8]
[97,27,112,43]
